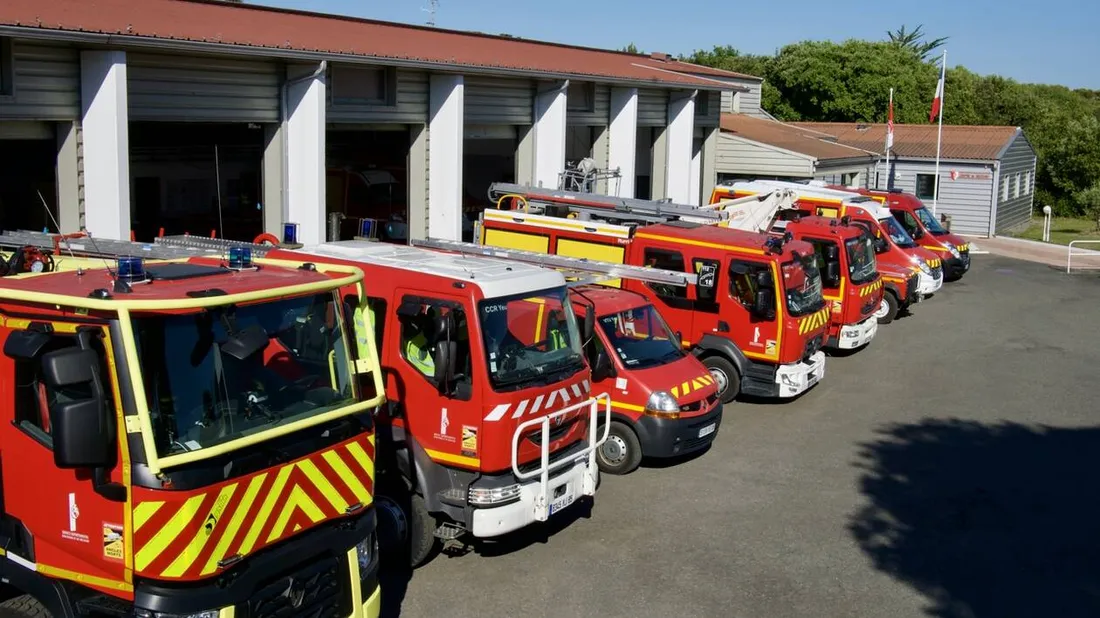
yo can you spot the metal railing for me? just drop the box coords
[510,393,610,522]
[1067,240,1100,273]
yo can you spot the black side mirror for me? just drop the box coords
[590,347,615,382]
[221,324,269,361]
[824,261,841,287]
[41,348,115,470]
[753,288,776,320]
[754,270,772,289]
[823,244,839,262]
[432,341,457,395]
[873,237,888,253]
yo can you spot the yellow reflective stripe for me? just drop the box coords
[201,473,267,576]
[610,400,646,412]
[633,232,766,255]
[267,485,326,542]
[346,442,376,483]
[161,483,239,578]
[134,494,206,572]
[133,501,163,532]
[298,459,349,514]
[424,448,480,467]
[323,450,371,505]
[37,564,132,593]
[237,464,294,555]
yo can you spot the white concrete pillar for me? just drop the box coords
[56,121,81,233]
[701,126,719,205]
[533,81,568,189]
[80,50,130,240]
[651,127,667,200]
[408,123,429,241]
[689,136,702,207]
[285,63,327,245]
[516,125,535,186]
[429,74,464,240]
[262,123,283,238]
[608,88,638,198]
[665,91,696,204]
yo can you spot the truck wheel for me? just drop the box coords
[0,595,50,617]
[375,480,438,569]
[703,355,740,404]
[874,292,899,324]
[596,421,643,475]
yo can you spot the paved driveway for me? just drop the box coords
[387,256,1100,618]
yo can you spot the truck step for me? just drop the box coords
[434,521,465,541]
[75,594,131,616]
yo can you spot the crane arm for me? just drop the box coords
[704,189,800,233]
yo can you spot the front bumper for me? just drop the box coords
[363,582,381,618]
[831,316,878,350]
[469,455,597,538]
[634,402,722,459]
[945,253,970,278]
[916,269,944,296]
[774,350,826,398]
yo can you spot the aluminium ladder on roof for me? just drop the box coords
[487,182,727,225]
[410,238,698,288]
[0,230,275,261]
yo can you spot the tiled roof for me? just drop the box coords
[720,114,876,162]
[640,57,762,81]
[0,0,731,89]
[792,122,1022,160]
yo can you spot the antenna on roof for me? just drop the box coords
[422,0,439,26]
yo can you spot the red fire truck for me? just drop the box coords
[413,239,722,476]
[713,181,937,323]
[246,239,612,566]
[836,187,972,281]
[0,231,385,617]
[705,189,883,349]
[477,185,830,405]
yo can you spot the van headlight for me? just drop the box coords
[469,484,522,506]
[135,611,218,618]
[645,391,681,419]
[914,258,931,275]
[944,242,961,259]
[356,532,377,572]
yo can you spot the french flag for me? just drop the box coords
[929,60,945,123]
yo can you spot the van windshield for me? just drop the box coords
[133,293,356,458]
[781,258,825,316]
[597,304,683,370]
[846,235,878,285]
[478,287,585,391]
[880,216,918,248]
[914,206,949,235]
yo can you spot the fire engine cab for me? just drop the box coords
[413,239,722,476]
[476,184,829,404]
[0,231,385,618]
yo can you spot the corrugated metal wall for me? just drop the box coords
[464,76,533,125]
[695,90,720,127]
[637,89,668,127]
[76,122,84,222]
[0,40,81,120]
[567,83,610,126]
[719,79,764,117]
[994,131,1036,234]
[327,68,428,124]
[715,133,813,178]
[889,160,994,236]
[127,52,281,122]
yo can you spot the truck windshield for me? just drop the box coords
[879,216,918,248]
[597,304,683,370]
[478,287,585,391]
[781,258,825,316]
[914,206,949,235]
[845,235,878,285]
[133,293,355,458]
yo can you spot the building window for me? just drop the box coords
[1024,171,1031,195]
[1014,173,1021,198]
[695,92,710,117]
[915,173,938,200]
[330,64,394,106]
[0,37,13,97]
[567,81,595,113]
[1002,176,1009,201]
[731,91,741,113]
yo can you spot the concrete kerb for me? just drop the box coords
[959,234,1100,271]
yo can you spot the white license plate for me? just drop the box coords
[698,423,716,438]
[549,488,575,515]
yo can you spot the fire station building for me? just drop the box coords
[0,0,741,245]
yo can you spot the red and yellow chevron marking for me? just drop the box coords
[926,257,942,269]
[858,278,884,298]
[131,434,374,581]
[798,306,831,335]
[670,374,715,399]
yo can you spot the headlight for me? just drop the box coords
[356,532,377,573]
[915,259,931,275]
[134,611,219,618]
[468,484,522,505]
[645,391,681,418]
[944,242,961,259]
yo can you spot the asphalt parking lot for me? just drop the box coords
[387,255,1100,618]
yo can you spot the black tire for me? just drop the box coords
[0,595,50,618]
[376,479,438,569]
[874,291,900,325]
[596,420,643,475]
[702,355,741,404]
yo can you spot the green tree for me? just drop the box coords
[620,43,642,54]
[886,24,948,60]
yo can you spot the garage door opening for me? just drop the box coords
[635,126,656,200]
[129,122,264,242]
[327,127,410,243]
[464,125,517,241]
[0,135,57,233]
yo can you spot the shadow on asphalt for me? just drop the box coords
[850,418,1100,618]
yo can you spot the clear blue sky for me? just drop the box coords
[253,0,1098,89]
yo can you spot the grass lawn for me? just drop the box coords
[1012,216,1100,246]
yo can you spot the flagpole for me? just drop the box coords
[886,87,894,190]
[932,50,946,216]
